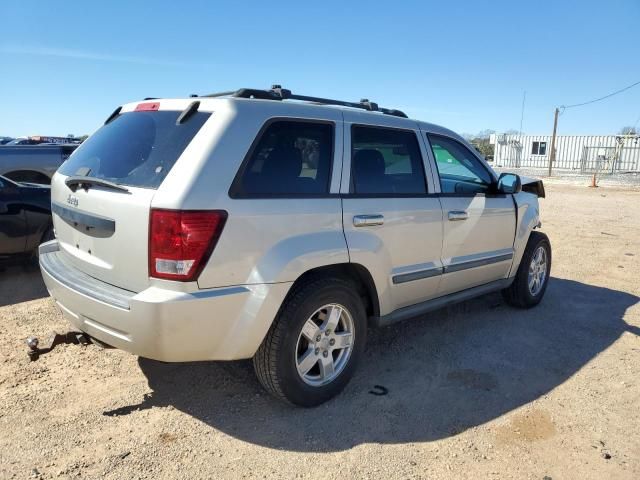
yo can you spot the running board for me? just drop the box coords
[370,278,513,328]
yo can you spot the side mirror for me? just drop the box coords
[497,172,522,194]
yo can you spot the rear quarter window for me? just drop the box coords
[58,110,210,189]
[230,120,334,197]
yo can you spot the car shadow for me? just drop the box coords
[0,261,48,307]
[105,277,639,452]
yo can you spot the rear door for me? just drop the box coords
[425,133,515,296]
[341,113,443,314]
[51,104,212,292]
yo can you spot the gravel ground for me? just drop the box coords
[1,184,639,480]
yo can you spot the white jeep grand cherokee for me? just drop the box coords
[39,86,550,406]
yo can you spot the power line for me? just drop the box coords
[549,79,640,177]
[561,79,640,111]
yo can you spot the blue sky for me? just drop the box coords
[1,0,639,138]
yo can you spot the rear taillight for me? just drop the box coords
[149,209,227,282]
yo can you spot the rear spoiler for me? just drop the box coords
[520,176,545,198]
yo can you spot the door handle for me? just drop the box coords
[448,210,468,221]
[353,214,384,227]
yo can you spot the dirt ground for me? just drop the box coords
[1,183,639,480]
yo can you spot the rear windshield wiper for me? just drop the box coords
[65,176,130,193]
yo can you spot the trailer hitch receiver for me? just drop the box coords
[26,331,91,361]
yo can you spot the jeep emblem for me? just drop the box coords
[67,195,78,207]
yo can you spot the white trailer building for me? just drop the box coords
[490,133,640,172]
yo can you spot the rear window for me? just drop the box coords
[58,110,210,189]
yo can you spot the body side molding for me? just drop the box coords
[371,278,513,328]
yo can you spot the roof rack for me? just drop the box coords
[201,85,408,118]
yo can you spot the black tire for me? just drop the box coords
[28,226,55,267]
[36,226,55,256]
[253,277,367,407]
[41,225,55,244]
[502,231,552,308]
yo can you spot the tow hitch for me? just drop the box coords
[26,331,92,361]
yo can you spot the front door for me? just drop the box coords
[425,133,515,296]
[341,116,443,314]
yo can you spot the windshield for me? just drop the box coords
[58,110,210,189]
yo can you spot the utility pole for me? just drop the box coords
[548,107,559,177]
[519,91,526,135]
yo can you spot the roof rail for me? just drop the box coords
[201,85,408,118]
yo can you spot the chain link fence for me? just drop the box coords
[493,135,640,174]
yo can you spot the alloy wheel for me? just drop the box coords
[295,304,355,387]
[528,245,548,296]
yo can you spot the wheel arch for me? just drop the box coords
[287,263,380,319]
[509,192,542,277]
[2,170,52,185]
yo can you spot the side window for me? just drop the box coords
[234,120,333,196]
[428,134,493,194]
[351,126,426,195]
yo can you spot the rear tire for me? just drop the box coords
[253,277,367,407]
[36,226,55,255]
[29,226,55,267]
[41,226,55,244]
[502,231,551,308]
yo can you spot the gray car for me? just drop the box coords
[39,87,550,406]
[0,144,77,184]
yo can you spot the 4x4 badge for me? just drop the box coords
[66,195,78,207]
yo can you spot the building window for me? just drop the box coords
[531,141,547,155]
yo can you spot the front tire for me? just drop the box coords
[253,277,367,407]
[502,231,552,308]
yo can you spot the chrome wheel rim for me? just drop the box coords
[528,246,548,296]
[295,303,354,387]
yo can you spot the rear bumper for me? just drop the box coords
[39,241,291,362]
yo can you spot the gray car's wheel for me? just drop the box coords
[41,226,55,244]
[29,226,55,266]
[253,277,367,407]
[502,231,551,308]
